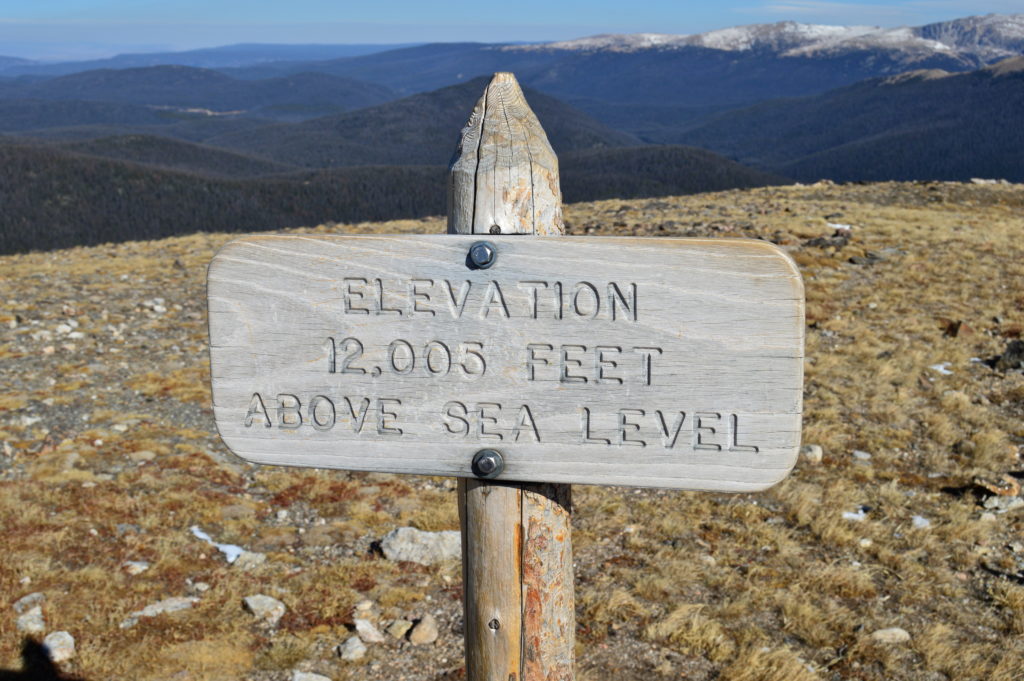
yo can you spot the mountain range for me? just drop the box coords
[0,43,418,76]
[0,12,1021,253]
[674,57,1024,183]
[0,66,396,121]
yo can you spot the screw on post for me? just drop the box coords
[467,241,497,269]
[471,449,504,479]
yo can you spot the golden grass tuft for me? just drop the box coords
[718,644,820,681]
[128,364,211,403]
[581,587,651,633]
[645,604,735,662]
[989,581,1024,635]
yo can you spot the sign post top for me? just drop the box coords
[448,71,562,236]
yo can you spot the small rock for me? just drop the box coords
[800,444,823,464]
[293,673,332,681]
[871,627,911,644]
[983,496,1024,513]
[42,631,75,662]
[355,599,374,612]
[122,561,150,575]
[128,450,156,462]
[243,594,286,627]
[16,606,45,633]
[980,512,998,522]
[911,515,931,529]
[387,619,413,640]
[842,508,868,522]
[973,474,1020,497]
[338,635,367,661]
[13,592,45,614]
[354,618,386,643]
[380,527,461,566]
[859,538,873,548]
[994,340,1024,372]
[234,551,267,570]
[852,450,872,461]
[409,614,439,645]
[121,596,198,629]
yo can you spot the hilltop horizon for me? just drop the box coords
[2,8,1020,62]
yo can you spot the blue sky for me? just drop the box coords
[2,0,1022,60]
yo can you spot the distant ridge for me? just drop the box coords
[3,13,1022,141]
[0,43,421,76]
[203,76,640,167]
[223,14,1024,136]
[55,134,294,177]
[0,99,181,131]
[0,66,397,121]
[673,56,1024,182]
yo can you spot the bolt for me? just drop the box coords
[472,449,504,479]
[468,241,497,269]
[488,618,501,630]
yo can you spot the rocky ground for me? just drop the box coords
[1,180,1023,681]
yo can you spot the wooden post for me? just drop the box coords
[450,73,575,681]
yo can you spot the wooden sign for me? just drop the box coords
[208,233,803,491]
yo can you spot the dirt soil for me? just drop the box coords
[1,180,1023,681]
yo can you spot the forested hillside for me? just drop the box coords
[0,143,443,254]
[674,57,1024,182]
[0,141,783,254]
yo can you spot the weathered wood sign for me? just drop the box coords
[208,233,804,491]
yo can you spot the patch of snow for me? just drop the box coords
[929,362,954,375]
[503,14,1024,60]
[911,515,931,529]
[190,526,244,563]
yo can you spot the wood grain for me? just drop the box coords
[448,71,563,236]
[207,234,804,490]
[451,73,573,681]
[458,480,574,681]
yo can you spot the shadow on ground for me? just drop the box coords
[0,640,83,681]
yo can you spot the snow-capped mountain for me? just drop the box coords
[508,13,1024,64]
[517,22,881,54]
[917,13,1024,60]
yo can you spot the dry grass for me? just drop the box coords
[0,182,1023,680]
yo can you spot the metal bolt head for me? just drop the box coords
[472,449,504,479]
[468,241,497,269]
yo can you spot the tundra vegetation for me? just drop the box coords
[0,180,1022,680]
